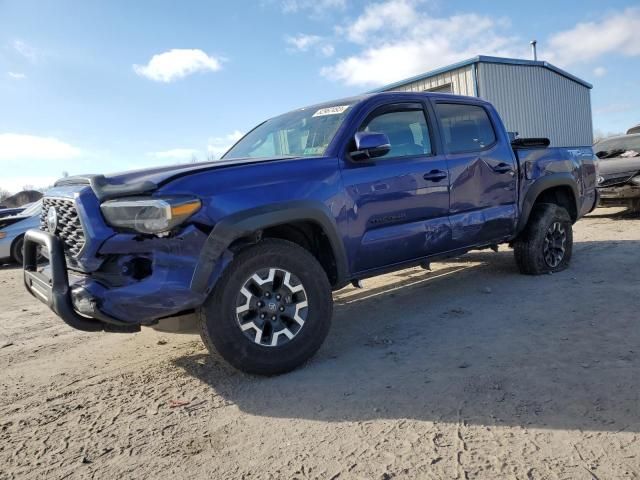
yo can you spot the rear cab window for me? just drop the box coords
[435,103,496,153]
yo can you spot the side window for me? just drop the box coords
[361,109,432,159]
[436,103,496,153]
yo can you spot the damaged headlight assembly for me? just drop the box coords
[100,197,201,235]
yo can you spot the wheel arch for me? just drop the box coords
[517,174,579,234]
[191,200,349,293]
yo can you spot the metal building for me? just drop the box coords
[373,56,593,147]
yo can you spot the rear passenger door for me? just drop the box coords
[341,102,451,274]
[433,101,518,247]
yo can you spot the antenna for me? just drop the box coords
[530,40,538,61]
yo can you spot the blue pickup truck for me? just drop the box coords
[23,92,598,374]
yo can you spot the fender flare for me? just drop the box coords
[516,173,579,233]
[190,200,349,293]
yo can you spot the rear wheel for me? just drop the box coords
[199,239,333,375]
[514,203,573,275]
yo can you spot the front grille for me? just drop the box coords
[599,175,633,187]
[40,198,86,257]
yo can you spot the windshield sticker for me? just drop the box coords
[312,105,350,117]
[303,147,324,155]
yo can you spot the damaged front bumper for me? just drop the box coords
[598,184,640,207]
[23,229,140,332]
[22,227,217,333]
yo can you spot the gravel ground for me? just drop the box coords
[0,207,638,480]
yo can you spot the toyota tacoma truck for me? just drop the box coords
[23,92,598,375]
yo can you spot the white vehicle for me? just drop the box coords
[0,201,42,264]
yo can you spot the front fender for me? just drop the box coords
[190,200,349,294]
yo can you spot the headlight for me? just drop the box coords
[100,197,201,234]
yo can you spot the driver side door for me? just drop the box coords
[341,102,452,274]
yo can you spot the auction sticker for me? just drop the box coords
[312,105,350,117]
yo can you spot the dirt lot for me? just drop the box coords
[0,207,638,480]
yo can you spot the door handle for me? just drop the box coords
[492,162,514,174]
[423,169,448,182]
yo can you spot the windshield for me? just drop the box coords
[223,101,356,159]
[595,135,640,159]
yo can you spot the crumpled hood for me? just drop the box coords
[598,156,640,177]
[55,156,302,201]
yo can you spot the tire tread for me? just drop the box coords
[514,203,573,275]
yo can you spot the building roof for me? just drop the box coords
[371,55,593,93]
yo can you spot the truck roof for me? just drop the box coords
[294,91,489,114]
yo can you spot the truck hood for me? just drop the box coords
[598,156,640,177]
[55,156,304,201]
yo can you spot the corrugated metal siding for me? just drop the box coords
[384,65,475,96]
[477,62,592,147]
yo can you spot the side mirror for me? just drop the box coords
[351,131,391,160]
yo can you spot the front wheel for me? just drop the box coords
[514,203,573,275]
[10,235,25,265]
[199,239,333,375]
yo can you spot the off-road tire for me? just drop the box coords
[199,239,333,375]
[514,203,573,275]
[10,235,24,265]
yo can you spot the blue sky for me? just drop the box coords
[1,0,639,193]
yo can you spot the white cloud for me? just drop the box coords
[280,0,345,15]
[133,49,223,83]
[286,34,322,52]
[12,39,38,62]
[321,0,519,87]
[594,102,636,115]
[320,44,335,57]
[0,134,81,161]
[207,131,244,159]
[285,34,335,57]
[147,148,200,162]
[341,0,417,44]
[593,66,607,77]
[7,72,26,80]
[547,7,640,66]
[0,176,58,195]
[145,131,244,164]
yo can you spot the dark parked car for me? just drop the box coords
[595,133,640,212]
[23,92,598,374]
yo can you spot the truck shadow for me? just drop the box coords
[588,207,640,220]
[0,263,20,270]
[174,240,640,432]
